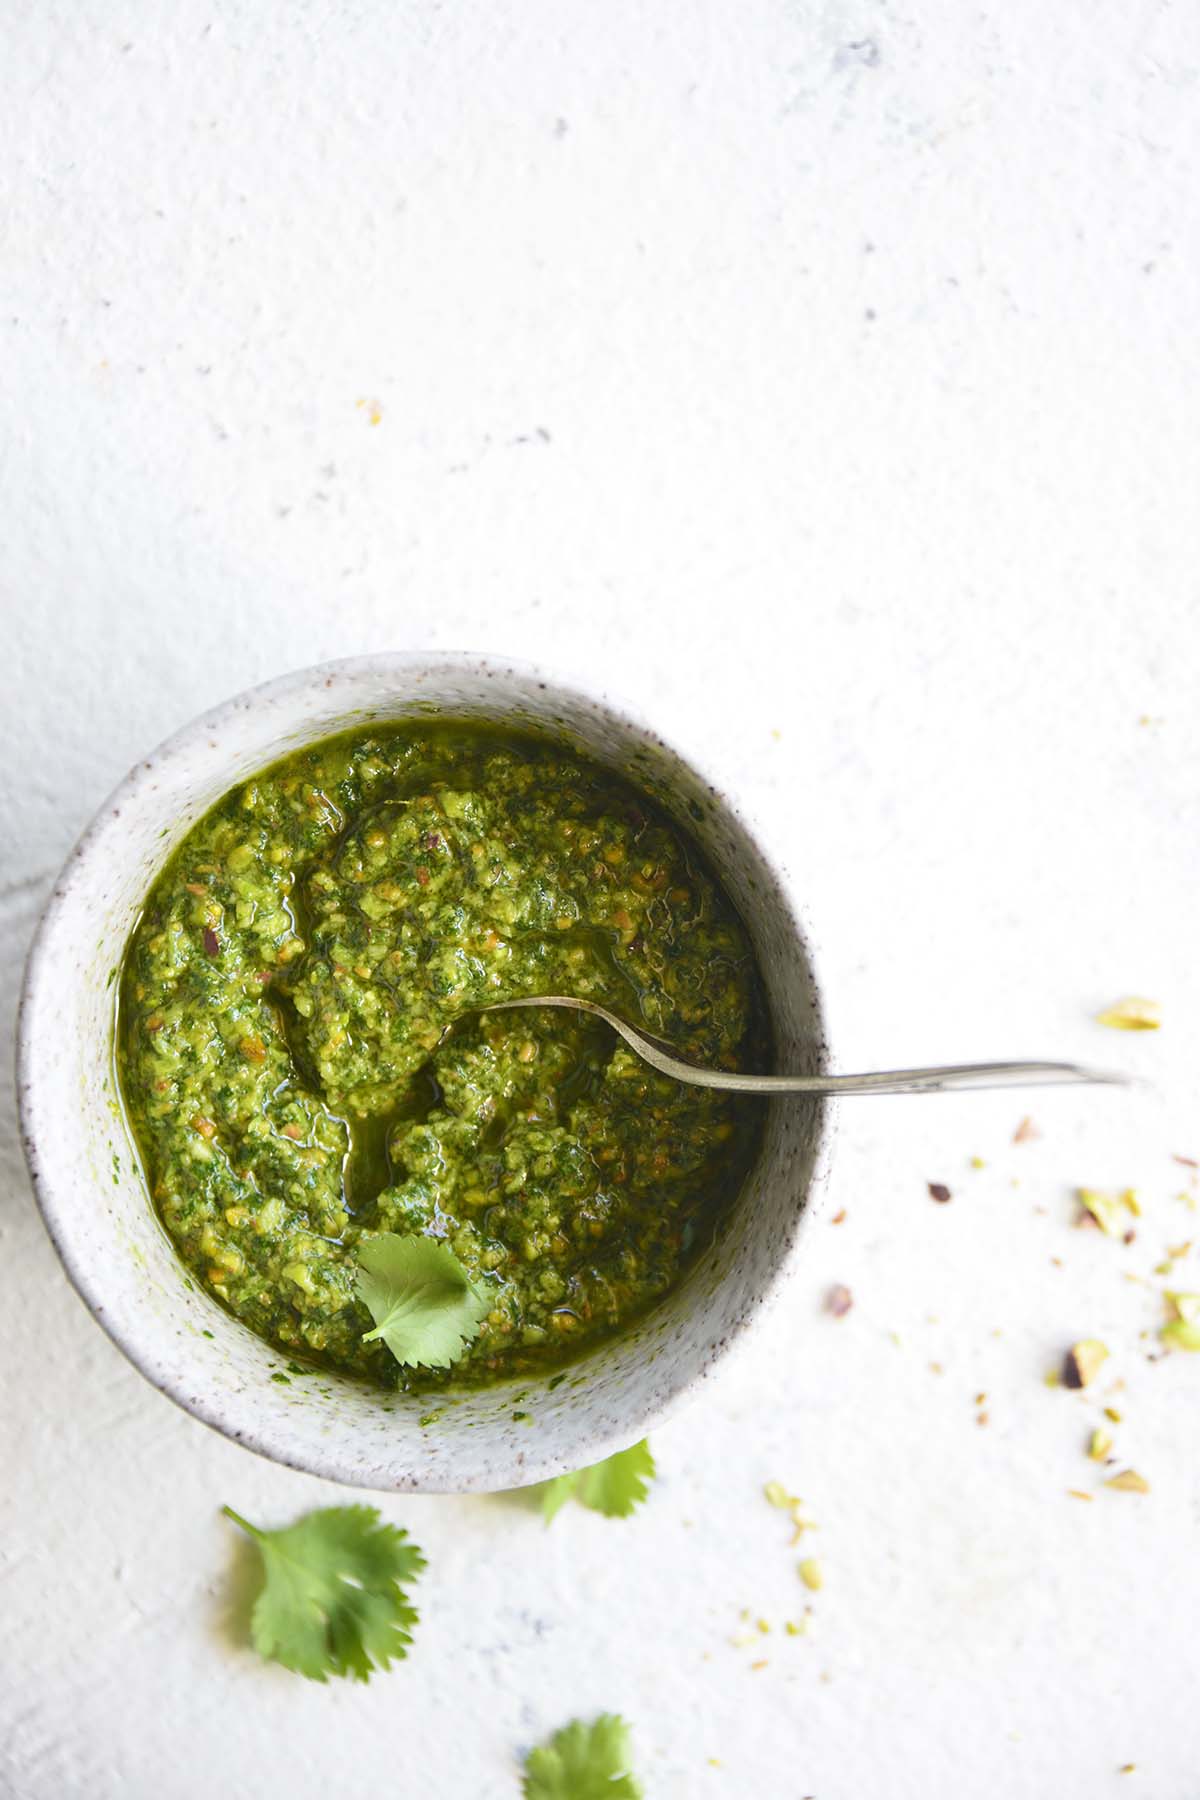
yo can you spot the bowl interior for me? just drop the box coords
[19,656,828,1491]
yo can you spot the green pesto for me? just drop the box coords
[117,724,768,1390]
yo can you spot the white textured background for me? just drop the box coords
[3,3,1199,1796]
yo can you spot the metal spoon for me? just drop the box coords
[484,996,1125,1097]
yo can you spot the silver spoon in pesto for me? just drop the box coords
[484,997,1125,1096]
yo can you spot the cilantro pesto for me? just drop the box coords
[117,724,769,1389]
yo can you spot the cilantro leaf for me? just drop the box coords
[542,1440,656,1523]
[222,1503,425,1682]
[540,1472,580,1525]
[356,1232,489,1369]
[523,1714,643,1800]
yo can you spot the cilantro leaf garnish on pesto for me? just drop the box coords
[357,1232,490,1369]
[540,1439,656,1523]
[523,1714,644,1800]
[222,1503,425,1682]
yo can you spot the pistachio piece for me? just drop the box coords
[1063,1339,1109,1388]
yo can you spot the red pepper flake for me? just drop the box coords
[1173,1153,1198,1171]
[416,866,430,887]
[826,1284,854,1317]
[831,1208,847,1225]
[203,926,220,957]
[1013,1116,1039,1144]
[928,1182,952,1204]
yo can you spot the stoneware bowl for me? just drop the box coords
[17,652,832,1492]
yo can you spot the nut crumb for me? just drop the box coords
[1063,1339,1109,1388]
[928,1182,952,1204]
[1096,996,1160,1031]
[1105,1469,1150,1494]
[826,1284,853,1318]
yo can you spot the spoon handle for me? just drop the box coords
[484,997,1126,1096]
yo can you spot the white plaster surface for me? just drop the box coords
[2,3,1199,1796]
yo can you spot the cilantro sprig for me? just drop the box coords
[523,1714,644,1800]
[222,1503,425,1682]
[540,1440,656,1523]
[357,1232,489,1369]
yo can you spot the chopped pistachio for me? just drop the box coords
[784,1619,806,1637]
[1078,1188,1139,1237]
[1066,1489,1094,1501]
[1105,1469,1150,1494]
[969,1156,987,1170]
[1096,996,1161,1031]
[1063,1339,1109,1388]
[1044,1369,1062,1388]
[1103,1405,1123,1423]
[798,1558,823,1591]
[1088,1428,1113,1461]
[763,1481,791,1509]
[1162,1291,1200,1351]
[756,1618,770,1635]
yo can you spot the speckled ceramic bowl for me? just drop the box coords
[17,653,832,1492]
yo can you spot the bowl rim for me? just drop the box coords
[16,649,835,1489]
